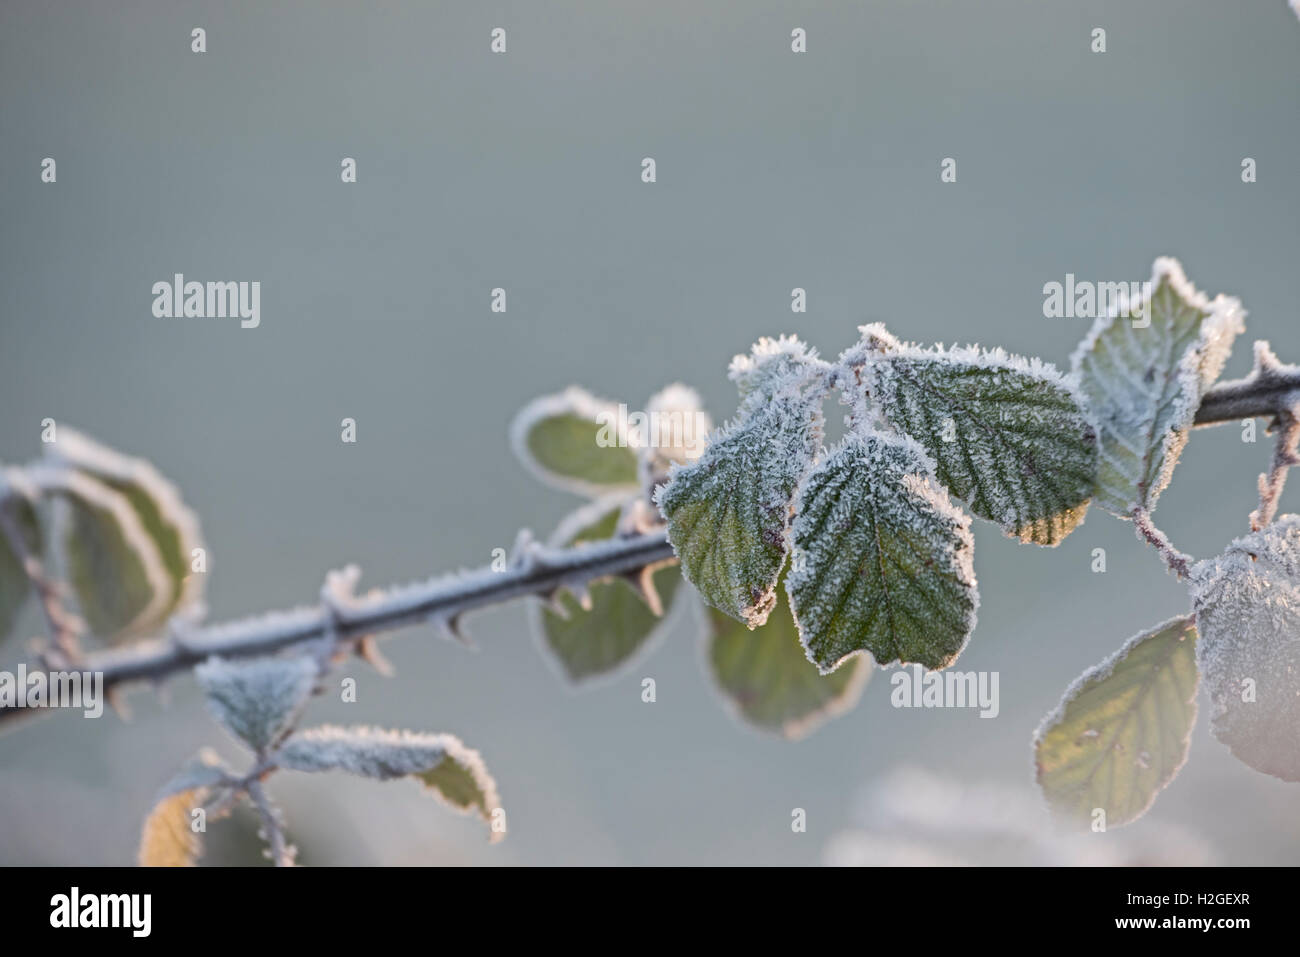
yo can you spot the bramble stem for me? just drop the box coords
[1193,341,1300,427]
[4,341,1300,727]
[1131,507,1194,579]
[246,778,293,867]
[0,530,674,726]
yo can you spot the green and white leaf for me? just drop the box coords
[786,430,978,673]
[34,466,172,638]
[44,427,206,623]
[277,725,504,841]
[852,323,1097,545]
[195,655,319,753]
[1070,257,1244,515]
[706,580,869,739]
[1192,515,1300,782]
[657,337,826,628]
[0,471,42,644]
[1034,615,1198,829]
[535,496,681,683]
[510,387,639,496]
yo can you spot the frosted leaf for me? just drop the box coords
[44,427,206,624]
[194,655,319,753]
[656,342,825,628]
[535,497,680,683]
[786,430,978,672]
[727,334,827,399]
[706,575,869,739]
[852,324,1097,546]
[32,466,171,639]
[277,725,504,841]
[1071,257,1244,515]
[509,387,639,496]
[278,725,451,777]
[0,474,41,644]
[1034,616,1198,828]
[1192,515,1300,781]
[138,749,230,867]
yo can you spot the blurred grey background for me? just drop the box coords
[1,0,1298,865]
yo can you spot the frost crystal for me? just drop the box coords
[1071,257,1244,515]
[850,325,1097,546]
[727,334,827,399]
[657,337,826,627]
[194,654,319,752]
[786,430,978,672]
[1192,515,1300,781]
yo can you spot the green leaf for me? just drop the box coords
[537,498,681,682]
[786,430,978,672]
[195,655,319,753]
[277,725,505,842]
[707,583,869,739]
[656,340,825,627]
[510,387,639,496]
[1034,615,1198,829]
[1070,258,1244,515]
[45,427,205,622]
[854,324,1097,545]
[1192,515,1300,782]
[0,480,41,644]
[39,468,171,639]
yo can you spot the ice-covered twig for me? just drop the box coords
[1193,340,1300,426]
[245,778,294,867]
[0,529,675,726]
[1241,344,1300,531]
[1131,506,1193,579]
[1250,403,1300,532]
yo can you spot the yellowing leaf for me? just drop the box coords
[139,789,206,867]
[1035,616,1198,828]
